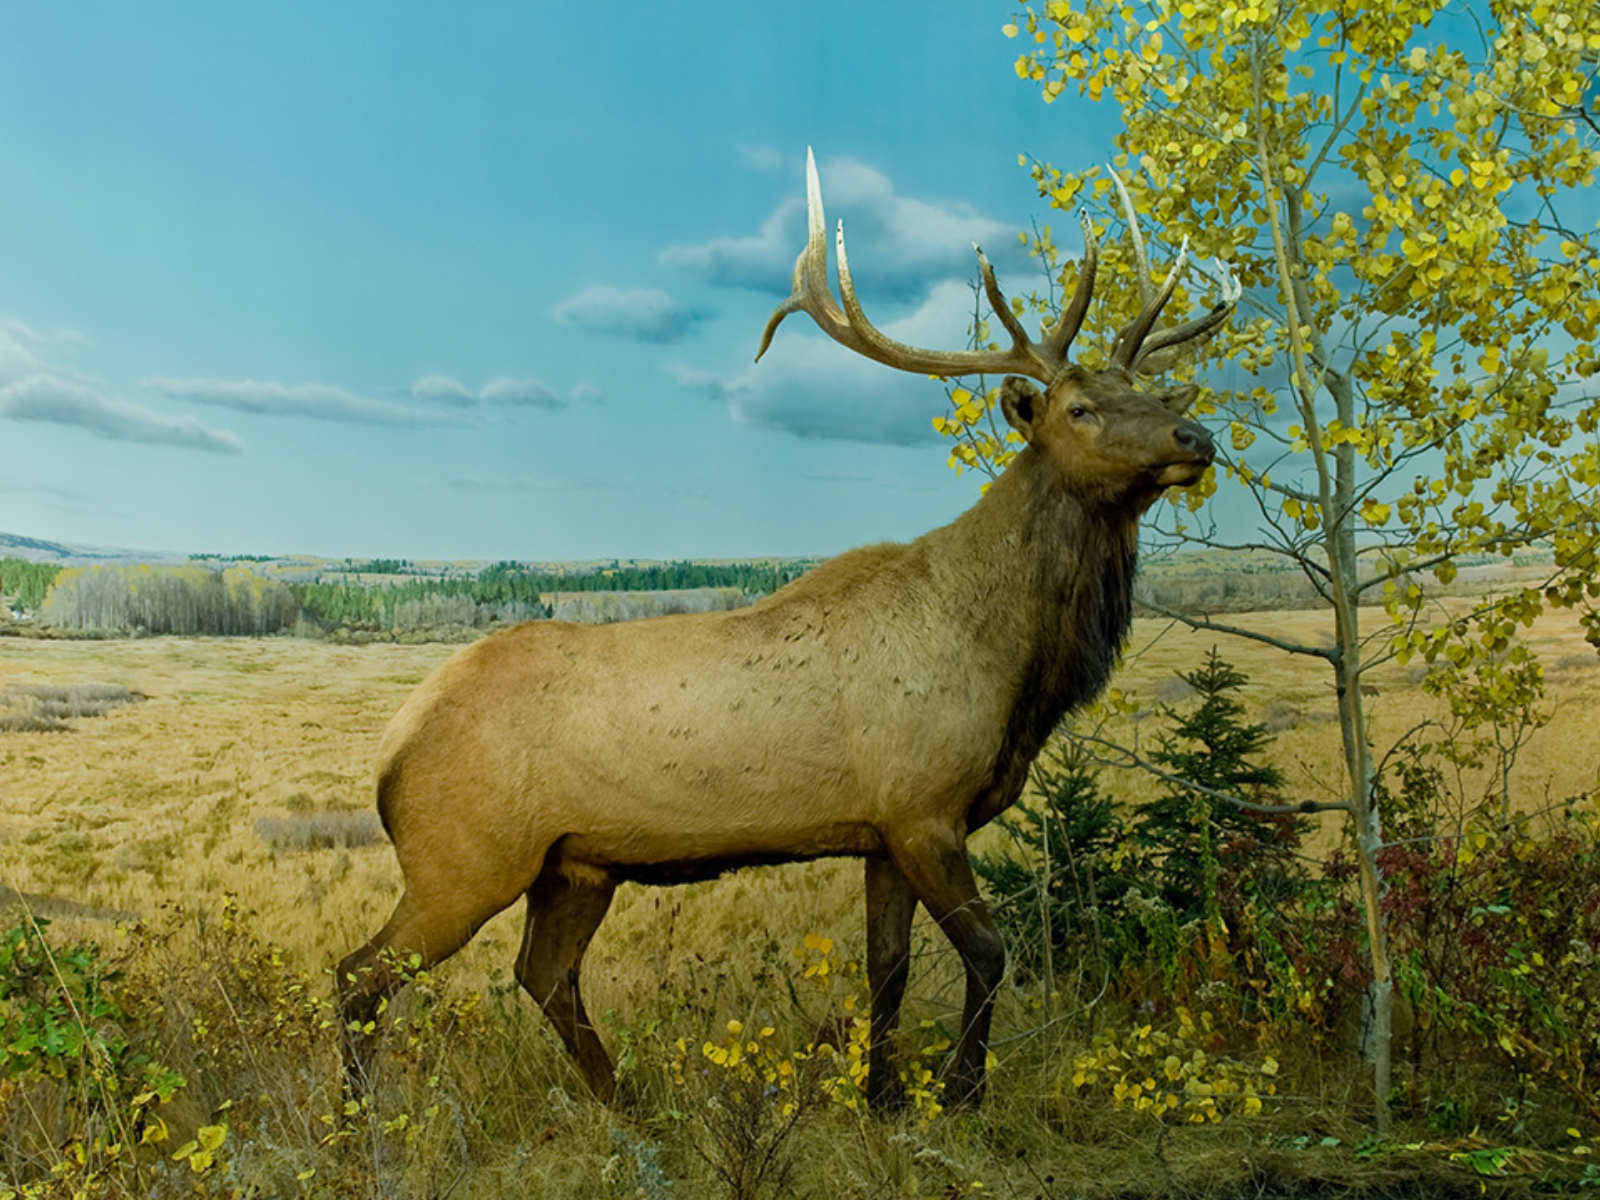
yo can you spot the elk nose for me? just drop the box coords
[1174,422,1214,461]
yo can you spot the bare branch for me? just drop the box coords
[1134,596,1337,660]
[1073,730,1351,816]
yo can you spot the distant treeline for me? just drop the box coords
[478,560,811,595]
[5,552,1440,637]
[9,558,814,638]
[39,565,300,636]
[292,561,809,631]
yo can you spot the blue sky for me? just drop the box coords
[0,3,1121,562]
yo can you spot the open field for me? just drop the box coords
[1,609,1597,1196]
[4,608,1596,958]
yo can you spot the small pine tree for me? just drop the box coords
[1134,647,1305,929]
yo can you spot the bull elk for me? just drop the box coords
[338,151,1236,1110]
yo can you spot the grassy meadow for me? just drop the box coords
[1,603,1598,1197]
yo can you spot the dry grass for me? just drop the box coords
[0,681,140,733]
[1,608,1594,1004]
[0,612,1596,1196]
[1083,602,1600,852]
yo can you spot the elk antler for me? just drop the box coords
[755,149,1238,383]
[1105,168,1241,374]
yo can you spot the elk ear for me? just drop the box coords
[1161,383,1201,415]
[999,377,1046,441]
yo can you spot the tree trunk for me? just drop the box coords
[1325,371,1393,1133]
[1258,89,1395,1123]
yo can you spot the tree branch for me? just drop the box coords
[1132,598,1337,660]
[1072,730,1351,816]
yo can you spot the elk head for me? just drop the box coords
[756,150,1238,508]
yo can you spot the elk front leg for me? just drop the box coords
[890,827,1005,1108]
[865,854,916,1113]
[516,868,617,1103]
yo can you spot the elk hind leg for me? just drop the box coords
[337,888,504,1092]
[865,854,916,1113]
[890,828,1005,1108]
[515,865,617,1102]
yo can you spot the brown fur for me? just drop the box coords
[337,366,1214,1110]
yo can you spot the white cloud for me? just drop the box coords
[737,144,787,174]
[409,375,570,410]
[426,473,624,495]
[409,375,478,407]
[661,155,1025,301]
[147,377,437,426]
[0,374,244,453]
[0,321,243,453]
[480,377,564,408]
[552,285,710,344]
[0,320,88,388]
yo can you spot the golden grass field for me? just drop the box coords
[2,603,1597,1000]
[1,604,1597,1196]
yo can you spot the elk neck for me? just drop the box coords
[931,444,1142,826]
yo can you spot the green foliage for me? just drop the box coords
[0,884,1594,1196]
[0,918,166,1091]
[1376,778,1600,1126]
[361,557,413,575]
[20,557,817,640]
[0,558,61,613]
[0,915,186,1195]
[1135,647,1306,928]
[292,560,811,635]
[980,1,1600,1123]
[994,0,1600,631]
[978,651,1324,1032]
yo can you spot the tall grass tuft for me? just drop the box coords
[254,809,386,852]
[0,683,140,733]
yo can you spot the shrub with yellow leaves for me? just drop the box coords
[1066,1007,1279,1124]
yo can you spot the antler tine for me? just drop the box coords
[976,244,1035,351]
[757,149,850,362]
[1109,168,1154,309]
[1043,209,1099,361]
[757,149,1061,383]
[1123,257,1241,373]
[1109,237,1190,370]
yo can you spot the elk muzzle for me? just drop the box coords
[1159,420,1215,487]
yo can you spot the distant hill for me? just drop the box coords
[0,530,186,567]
